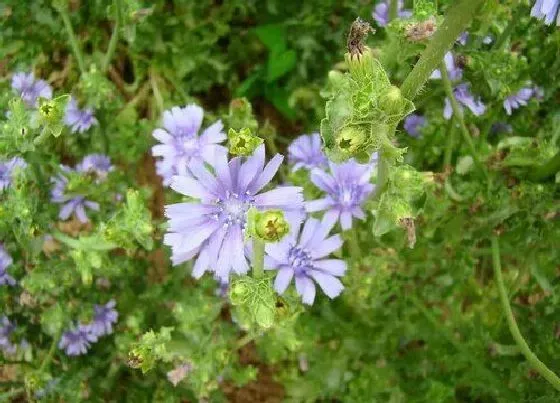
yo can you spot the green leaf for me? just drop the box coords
[266,49,297,82]
[254,24,287,53]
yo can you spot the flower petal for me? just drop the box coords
[274,267,294,294]
[309,271,344,299]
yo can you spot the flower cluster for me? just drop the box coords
[11,72,52,108]
[372,0,412,27]
[152,104,227,186]
[59,300,118,356]
[0,157,26,191]
[50,154,112,223]
[0,244,16,286]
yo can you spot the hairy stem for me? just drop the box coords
[400,0,485,100]
[58,8,86,74]
[439,61,489,181]
[102,0,124,72]
[252,239,265,279]
[491,236,560,391]
[389,0,399,21]
[375,152,389,198]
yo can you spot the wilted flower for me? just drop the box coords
[0,316,17,354]
[11,72,52,107]
[59,324,98,356]
[265,216,346,305]
[373,0,412,27]
[0,245,16,287]
[152,104,226,186]
[443,83,486,120]
[64,98,98,133]
[306,160,374,231]
[76,154,113,179]
[403,114,427,138]
[531,0,560,25]
[0,157,26,191]
[503,87,538,115]
[167,362,194,386]
[51,166,100,223]
[89,300,118,338]
[164,145,304,280]
[287,133,327,172]
[430,52,463,81]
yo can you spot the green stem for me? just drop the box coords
[347,231,361,261]
[38,332,59,372]
[439,61,489,181]
[58,8,86,74]
[491,236,560,391]
[529,151,560,181]
[389,0,399,21]
[375,152,389,198]
[150,72,164,116]
[400,0,486,101]
[102,0,124,72]
[443,118,455,168]
[252,239,265,279]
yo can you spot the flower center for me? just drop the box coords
[288,246,313,276]
[215,192,253,227]
[179,137,199,157]
[337,185,359,208]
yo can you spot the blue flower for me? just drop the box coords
[430,52,463,82]
[152,104,227,186]
[306,159,375,231]
[265,217,346,305]
[0,316,17,354]
[64,98,98,133]
[403,114,427,138]
[58,324,98,356]
[11,72,52,108]
[503,87,536,115]
[456,32,469,46]
[287,133,327,172]
[0,157,26,191]
[164,144,304,280]
[373,0,412,27]
[0,245,16,287]
[531,0,560,25]
[76,154,113,180]
[89,300,118,338]
[443,83,486,120]
[51,166,100,223]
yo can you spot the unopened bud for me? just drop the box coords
[255,210,290,243]
[255,304,275,329]
[336,126,366,156]
[228,128,263,156]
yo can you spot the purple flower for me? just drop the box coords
[372,0,412,27]
[89,300,118,337]
[64,98,97,133]
[76,154,113,180]
[430,52,463,81]
[51,166,100,223]
[265,216,346,305]
[0,316,17,354]
[164,144,304,280]
[0,245,16,287]
[152,104,227,186]
[11,72,52,108]
[503,87,536,115]
[58,324,98,356]
[403,114,427,138]
[306,160,374,231]
[287,133,327,172]
[0,157,26,191]
[456,32,469,46]
[443,83,486,120]
[531,0,560,25]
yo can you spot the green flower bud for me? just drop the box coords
[254,210,290,243]
[228,98,258,132]
[255,304,275,329]
[229,280,250,305]
[336,126,366,156]
[228,128,263,156]
[380,86,405,117]
[37,95,70,138]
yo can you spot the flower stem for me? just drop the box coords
[38,332,60,372]
[252,239,265,279]
[58,8,86,74]
[400,0,486,101]
[375,151,389,198]
[491,236,560,392]
[529,151,560,182]
[102,0,124,72]
[150,71,164,116]
[439,61,489,182]
[389,0,399,21]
